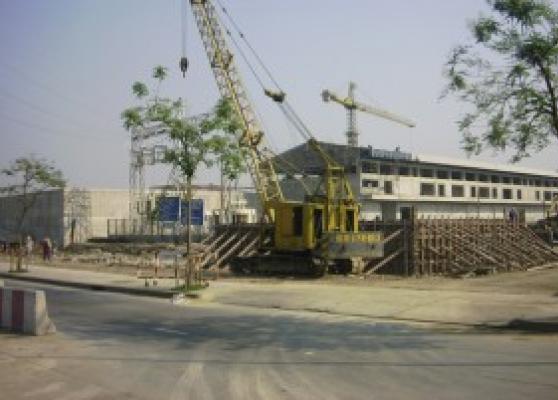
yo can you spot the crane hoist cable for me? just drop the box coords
[179,0,189,77]
[214,0,314,144]
[214,0,282,91]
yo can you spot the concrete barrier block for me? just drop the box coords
[0,287,56,335]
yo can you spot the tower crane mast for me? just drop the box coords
[189,0,283,221]
[322,82,415,147]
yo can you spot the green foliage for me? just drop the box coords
[443,0,558,161]
[120,67,245,184]
[132,82,149,99]
[1,156,65,195]
[152,65,168,82]
[121,107,143,130]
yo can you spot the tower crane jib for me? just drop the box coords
[322,82,415,147]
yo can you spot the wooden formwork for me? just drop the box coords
[199,224,270,270]
[411,218,558,276]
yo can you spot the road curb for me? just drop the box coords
[0,272,174,299]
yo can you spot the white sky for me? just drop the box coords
[1,0,557,189]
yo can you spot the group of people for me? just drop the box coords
[24,235,54,261]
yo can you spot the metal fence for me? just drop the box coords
[106,219,206,242]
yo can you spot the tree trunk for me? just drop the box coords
[220,162,225,225]
[186,175,192,255]
[186,175,192,291]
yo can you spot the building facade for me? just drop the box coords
[276,142,558,223]
[0,185,259,246]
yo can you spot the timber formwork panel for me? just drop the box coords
[411,218,558,276]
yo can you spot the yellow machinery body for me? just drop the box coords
[272,200,356,252]
[189,0,384,272]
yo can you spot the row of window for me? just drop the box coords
[420,183,558,201]
[362,179,558,201]
[361,161,558,187]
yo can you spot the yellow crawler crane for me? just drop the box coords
[188,0,383,274]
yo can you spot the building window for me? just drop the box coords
[503,189,513,199]
[534,179,541,186]
[470,187,477,197]
[452,185,464,197]
[438,184,446,197]
[436,170,449,179]
[479,174,489,182]
[544,191,552,201]
[492,188,498,198]
[465,172,476,181]
[512,177,521,185]
[545,180,551,187]
[384,181,393,194]
[420,183,435,196]
[398,166,410,176]
[517,189,522,200]
[380,164,393,175]
[362,179,379,188]
[451,171,463,180]
[361,161,378,173]
[479,187,490,198]
[535,191,540,201]
[502,176,511,184]
[420,168,434,178]
[491,175,500,183]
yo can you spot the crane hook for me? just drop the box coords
[180,57,189,78]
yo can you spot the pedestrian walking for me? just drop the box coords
[42,237,52,262]
[25,235,34,256]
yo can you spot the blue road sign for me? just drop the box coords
[181,199,204,226]
[158,197,180,221]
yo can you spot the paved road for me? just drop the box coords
[1,281,558,400]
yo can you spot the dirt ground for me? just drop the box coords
[4,251,557,298]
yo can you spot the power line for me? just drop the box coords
[0,86,105,133]
[0,61,97,111]
[0,109,119,143]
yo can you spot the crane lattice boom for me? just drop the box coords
[189,0,283,221]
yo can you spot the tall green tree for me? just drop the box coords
[121,66,244,252]
[443,0,558,161]
[1,156,65,270]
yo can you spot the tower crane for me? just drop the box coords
[322,82,415,147]
[185,0,384,274]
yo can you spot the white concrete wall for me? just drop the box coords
[88,190,129,238]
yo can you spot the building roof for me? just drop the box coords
[274,141,558,179]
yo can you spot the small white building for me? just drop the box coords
[0,185,260,246]
[276,142,558,223]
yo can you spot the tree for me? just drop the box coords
[121,66,243,254]
[443,0,558,162]
[1,156,65,270]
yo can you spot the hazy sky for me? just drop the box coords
[1,0,557,189]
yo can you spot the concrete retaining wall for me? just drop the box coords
[0,285,56,335]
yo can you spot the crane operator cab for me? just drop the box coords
[270,199,384,262]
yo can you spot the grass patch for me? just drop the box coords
[172,283,207,293]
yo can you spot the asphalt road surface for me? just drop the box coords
[1,280,558,400]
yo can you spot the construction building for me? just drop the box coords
[277,141,558,223]
[0,185,259,246]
